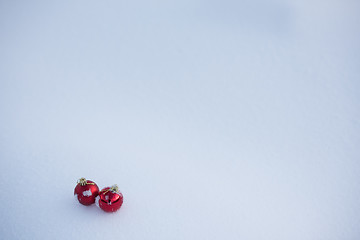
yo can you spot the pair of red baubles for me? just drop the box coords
[74,177,123,213]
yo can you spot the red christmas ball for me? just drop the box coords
[98,185,123,213]
[74,178,99,206]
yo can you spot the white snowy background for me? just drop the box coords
[0,0,359,239]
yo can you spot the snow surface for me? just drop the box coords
[0,0,360,239]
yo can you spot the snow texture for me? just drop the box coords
[95,196,100,208]
[0,0,360,239]
[82,190,92,197]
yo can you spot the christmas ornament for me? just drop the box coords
[74,178,99,206]
[97,185,123,213]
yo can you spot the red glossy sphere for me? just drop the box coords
[98,186,123,212]
[74,179,99,206]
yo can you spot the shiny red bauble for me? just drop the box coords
[98,185,123,213]
[74,178,99,206]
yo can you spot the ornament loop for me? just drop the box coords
[111,185,119,193]
[78,178,87,186]
[77,178,96,186]
[102,184,120,195]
